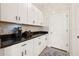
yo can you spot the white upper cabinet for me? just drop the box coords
[0,3,28,24]
[28,4,44,26]
[28,4,34,25]
[0,3,19,23]
[0,3,44,26]
[18,3,28,24]
[34,6,43,26]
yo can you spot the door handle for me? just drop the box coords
[77,36,79,38]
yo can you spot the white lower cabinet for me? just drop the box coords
[33,38,41,56]
[0,40,34,56]
[3,43,20,56]
[19,40,34,56]
[33,34,48,56]
[40,35,46,52]
[14,40,34,56]
[0,34,48,56]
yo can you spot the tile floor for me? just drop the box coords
[40,47,69,56]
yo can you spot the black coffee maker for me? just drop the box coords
[14,27,22,41]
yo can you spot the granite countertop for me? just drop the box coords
[0,31,48,48]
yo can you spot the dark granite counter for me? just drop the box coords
[0,31,48,48]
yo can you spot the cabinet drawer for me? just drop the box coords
[19,40,34,56]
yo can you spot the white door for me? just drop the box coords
[49,13,69,51]
[0,3,18,23]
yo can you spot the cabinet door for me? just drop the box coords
[34,7,43,26]
[0,3,18,23]
[31,6,40,25]
[33,38,41,56]
[4,44,19,56]
[20,41,27,56]
[45,34,48,46]
[33,36,47,56]
[25,40,34,56]
[19,40,34,56]
[39,35,46,53]
[28,4,35,25]
[28,4,43,26]
[0,49,4,56]
[18,3,28,24]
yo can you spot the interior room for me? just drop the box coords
[0,3,79,56]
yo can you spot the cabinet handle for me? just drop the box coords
[33,20,35,24]
[25,50,27,55]
[38,38,40,39]
[22,52,23,56]
[77,36,79,38]
[40,23,42,25]
[51,32,53,34]
[38,42,41,45]
[22,44,27,47]
[45,38,47,40]
[16,16,17,20]
[66,29,68,32]
[19,17,20,20]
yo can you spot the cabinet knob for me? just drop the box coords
[33,20,35,24]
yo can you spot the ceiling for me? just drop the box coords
[33,3,70,13]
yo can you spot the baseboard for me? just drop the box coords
[51,47,70,56]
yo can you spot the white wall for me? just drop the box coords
[69,4,79,56]
[0,22,21,35]
[0,22,47,35]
